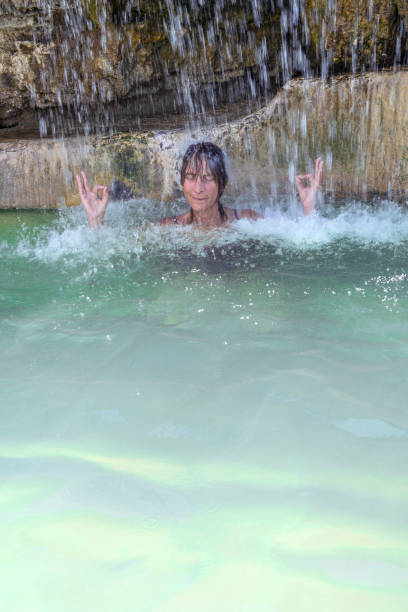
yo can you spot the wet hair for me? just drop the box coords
[180,142,229,222]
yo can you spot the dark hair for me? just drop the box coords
[180,141,229,221]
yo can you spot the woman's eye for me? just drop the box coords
[184,172,215,182]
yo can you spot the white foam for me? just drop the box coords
[237,200,408,248]
[7,199,408,263]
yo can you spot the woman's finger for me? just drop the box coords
[81,171,91,193]
[76,174,86,200]
[101,186,109,205]
[315,157,324,180]
[92,184,107,195]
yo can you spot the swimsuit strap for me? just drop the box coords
[173,216,178,224]
[234,208,239,220]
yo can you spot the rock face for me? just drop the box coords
[1,71,407,209]
[223,70,408,200]
[0,0,407,131]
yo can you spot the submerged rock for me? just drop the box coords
[1,71,408,209]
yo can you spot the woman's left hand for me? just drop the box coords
[295,157,324,215]
[76,171,109,228]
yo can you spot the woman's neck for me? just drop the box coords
[190,202,224,227]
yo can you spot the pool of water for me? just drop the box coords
[1,200,408,611]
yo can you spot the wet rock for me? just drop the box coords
[109,179,135,200]
[0,1,406,132]
[224,70,408,201]
[306,0,408,73]
[1,71,407,209]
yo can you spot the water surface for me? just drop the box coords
[1,200,408,611]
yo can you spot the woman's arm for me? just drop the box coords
[76,172,109,228]
[295,157,324,215]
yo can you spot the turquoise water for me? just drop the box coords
[1,201,408,611]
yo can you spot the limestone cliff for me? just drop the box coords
[1,71,407,208]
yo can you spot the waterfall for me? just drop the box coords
[0,1,407,208]
[16,0,405,137]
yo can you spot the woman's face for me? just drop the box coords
[182,161,219,213]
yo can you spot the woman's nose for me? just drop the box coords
[194,177,205,189]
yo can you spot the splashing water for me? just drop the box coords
[5,198,408,264]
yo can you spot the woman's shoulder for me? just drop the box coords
[224,207,262,221]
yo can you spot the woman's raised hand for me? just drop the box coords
[295,157,324,215]
[76,171,109,228]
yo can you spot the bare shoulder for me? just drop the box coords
[159,216,175,226]
[228,207,262,221]
[239,208,262,220]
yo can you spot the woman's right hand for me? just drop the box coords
[295,157,324,216]
[76,171,109,228]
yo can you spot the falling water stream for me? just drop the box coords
[26,0,407,137]
[32,0,311,136]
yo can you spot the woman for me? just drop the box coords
[76,142,323,228]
